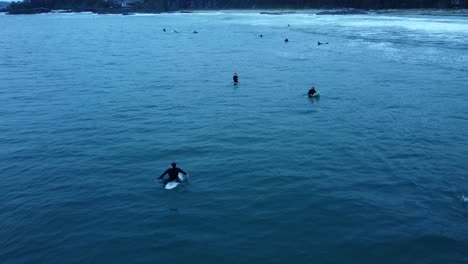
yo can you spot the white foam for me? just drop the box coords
[346,16,468,34]
[132,13,160,17]
[220,12,468,36]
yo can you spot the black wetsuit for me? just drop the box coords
[233,75,239,83]
[159,167,187,183]
[308,89,316,96]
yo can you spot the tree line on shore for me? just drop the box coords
[6,0,468,12]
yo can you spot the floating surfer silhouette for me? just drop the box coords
[284,38,289,43]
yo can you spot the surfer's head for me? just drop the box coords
[171,162,176,168]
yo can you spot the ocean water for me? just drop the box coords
[1,11,468,263]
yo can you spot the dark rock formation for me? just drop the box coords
[316,9,369,15]
[8,7,51,14]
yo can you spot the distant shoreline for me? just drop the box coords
[1,7,468,16]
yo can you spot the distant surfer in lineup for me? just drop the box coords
[318,41,329,46]
[284,38,289,43]
[308,86,317,97]
[193,30,198,34]
[163,28,166,32]
[259,34,263,38]
[158,162,189,184]
[233,72,239,84]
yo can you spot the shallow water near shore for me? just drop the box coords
[1,11,468,263]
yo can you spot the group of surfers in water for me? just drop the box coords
[232,72,318,97]
[163,28,198,34]
[163,26,328,45]
[157,79,318,187]
[158,77,318,187]
[158,24,322,187]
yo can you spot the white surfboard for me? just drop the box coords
[165,181,180,190]
[308,92,320,98]
[461,195,468,202]
[164,173,186,190]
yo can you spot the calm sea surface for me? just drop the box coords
[1,11,468,263]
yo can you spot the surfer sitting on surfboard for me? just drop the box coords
[308,86,317,97]
[233,72,239,84]
[158,162,189,184]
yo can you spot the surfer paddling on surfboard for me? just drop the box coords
[158,162,189,185]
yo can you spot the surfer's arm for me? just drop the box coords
[178,168,190,178]
[158,169,169,179]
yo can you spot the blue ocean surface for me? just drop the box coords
[1,11,468,263]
